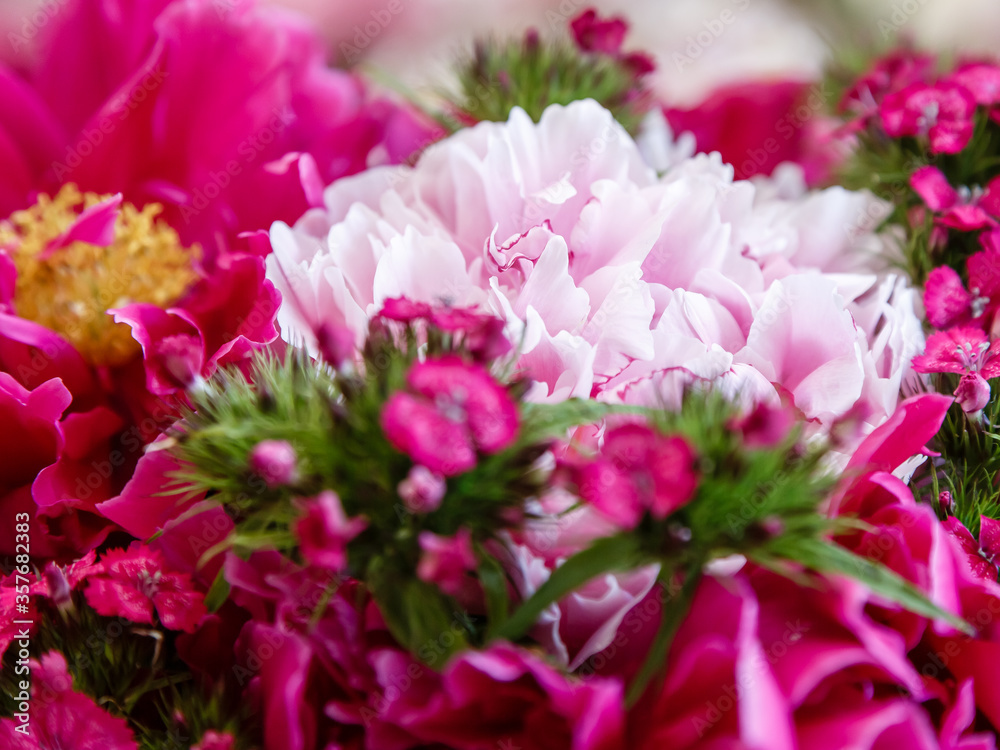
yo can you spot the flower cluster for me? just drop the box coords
[6,3,1000,748]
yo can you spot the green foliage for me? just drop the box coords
[838,109,1000,285]
[493,391,971,701]
[0,591,252,749]
[915,379,1000,537]
[451,35,651,134]
[169,334,638,664]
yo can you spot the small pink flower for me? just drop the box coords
[249,439,299,488]
[912,326,1000,377]
[944,516,999,581]
[381,356,519,476]
[570,9,628,55]
[293,490,366,572]
[378,297,511,361]
[913,327,1000,413]
[576,424,699,528]
[728,402,795,449]
[417,529,478,598]
[0,651,137,749]
[192,730,235,750]
[84,544,206,632]
[924,266,975,330]
[946,62,1000,106]
[881,82,977,154]
[840,49,936,117]
[910,166,1000,231]
[398,465,447,513]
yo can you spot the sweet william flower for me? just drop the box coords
[923,246,1000,331]
[417,529,478,598]
[381,356,519,476]
[912,327,1000,412]
[293,490,366,572]
[0,652,137,749]
[880,81,977,154]
[910,165,1000,231]
[575,424,698,529]
[84,544,207,632]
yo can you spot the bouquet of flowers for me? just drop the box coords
[3,1,1000,748]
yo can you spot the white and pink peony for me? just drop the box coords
[267,98,922,446]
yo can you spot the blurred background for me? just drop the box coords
[3,0,998,108]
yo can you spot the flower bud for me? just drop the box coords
[249,439,299,488]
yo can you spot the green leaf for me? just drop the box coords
[203,567,231,613]
[753,538,974,635]
[477,543,511,640]
[491,534,645,643]
[518,400,647,445]
[625,565,701,707]
[368,557,470,668]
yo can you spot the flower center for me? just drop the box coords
[956,340,991,372]
[0,184,198,367]
[918,100,940,132]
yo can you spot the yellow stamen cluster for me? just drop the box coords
[0,184,198,367]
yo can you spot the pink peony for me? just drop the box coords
[0,651,137,749]
[665,79,841,184]
[0,372,122,560]
[84,543,207,632]
[381,356,519,476]
[268,100,922,456]
[0,0,438,257]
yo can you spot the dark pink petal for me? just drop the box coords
[940,204,993,231]
[39,193,122,260]
[381,392,477,476]
[96,445,202,540]
[417,529,478,598]
[577,459,644,529]
[153,588,207,632]
[294,490,366,572]
[648,436,699,519]
[968,245,1000,302]
[910,166,957,212]
[846,394,953,474]
[378,297,433,322]
[948,62,1000,105]
[85,577,155,624]
[923,266,972,329]
[406,357,519,453]
[978,516,1000,559]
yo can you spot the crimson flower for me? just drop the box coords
[83,544,206,632]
